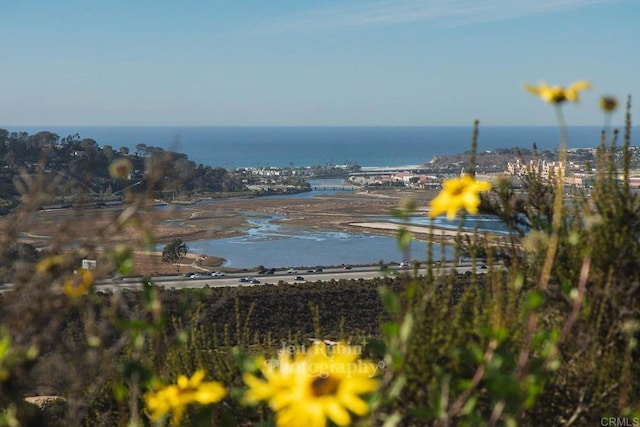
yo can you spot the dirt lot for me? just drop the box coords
[6,189,447,276]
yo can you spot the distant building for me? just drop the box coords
[81,259,97,270]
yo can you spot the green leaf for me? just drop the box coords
[113,384,128,402]
[387,375,407,400]
[399,313,414,343]
[378,286,401,315]
[382,322,399,338]
[364,338,387,361]
[117,320,152,331]
[0,330,11,359]
[524,290,545,312]
[397,228,413,251]
[117,361,153,386]
[382,412,403,427]
[460,395,478,416]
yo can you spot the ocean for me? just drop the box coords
[5,126,609,169]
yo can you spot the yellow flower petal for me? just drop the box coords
[525,80,591,104]
[108,158,133,180]
[324,399,351,426]
[429,175,491,220]
[144,371,226,425]
[62,269,94,298]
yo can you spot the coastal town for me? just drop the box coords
[237,145,640,193]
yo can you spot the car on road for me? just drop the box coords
[307,268,323,273]
[343,265,352,270]
[250,279,261,284]
[287,268,298,274]
[294,276,305,281]
[189,273,204,279]
[210,271,225,277]
[239,277,252,283]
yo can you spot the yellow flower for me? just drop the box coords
[599,96,618,113]
[108,158,133,180]
[429,174,491,221]
[35,255,65,275]
[62,269,94,298]
[244,342,380,427]
[144,370,226,426]
[525,80,591,104]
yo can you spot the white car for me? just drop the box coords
[287,268,298,274]
[189,273,203,279]
[211,271,225,277]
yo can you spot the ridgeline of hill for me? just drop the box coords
[0,128,250,214]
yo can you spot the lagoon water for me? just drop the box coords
[187,213,445,269]
[183,181,445,268]
[182,181,490,268]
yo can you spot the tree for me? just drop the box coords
[162,238,188,272]
[135,143,147,157]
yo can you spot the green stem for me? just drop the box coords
[537,105,567,291]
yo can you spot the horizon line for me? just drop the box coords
[3,124,616,129]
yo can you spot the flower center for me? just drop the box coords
[310,375,340,397]
[450,182,466,196]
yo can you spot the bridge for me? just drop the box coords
[312,184,357,191]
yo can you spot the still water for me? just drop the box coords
[187,213,445,268]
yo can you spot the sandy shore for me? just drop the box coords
[351,221,466,237]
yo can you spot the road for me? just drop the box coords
[94,261,491,291]
[0,262,494,294]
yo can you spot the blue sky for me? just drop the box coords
[1,0,637,127]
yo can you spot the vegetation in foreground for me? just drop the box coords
[1,81,639,426]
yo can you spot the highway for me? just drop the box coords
[95,261,492,291]
[0,262,494,294]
